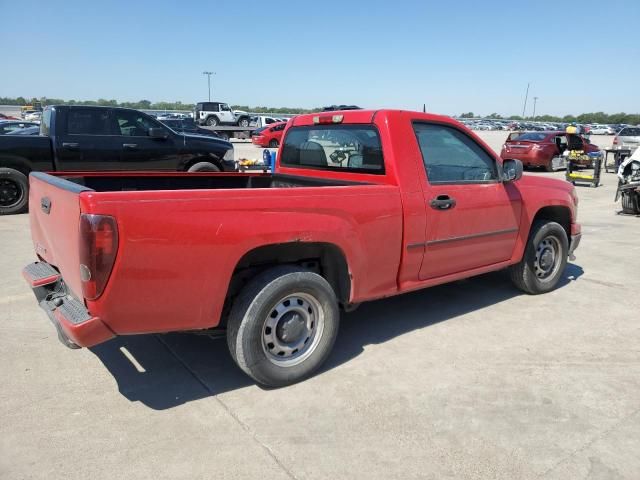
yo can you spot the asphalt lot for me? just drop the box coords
[1,132,639,480]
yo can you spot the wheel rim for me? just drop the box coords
[534,236,562,281]
[0,179,22,207]
[262,292,324,367]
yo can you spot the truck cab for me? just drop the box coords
[195,102,250,127]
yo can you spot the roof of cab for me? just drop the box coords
[290,109,463,127]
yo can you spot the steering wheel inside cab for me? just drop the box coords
[330,148,358,166]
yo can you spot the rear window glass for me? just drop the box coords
[619,127,640,136]
[280,125,384,174]
[510,132,548,142]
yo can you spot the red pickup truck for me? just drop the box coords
[23,109,581,387]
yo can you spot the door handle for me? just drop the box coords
[62,142,80,149]
[122,143,138,150]
[429,195,456,210]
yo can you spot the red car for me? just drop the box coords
[251,121,287,147]
[501,131,600,171]
[23,109,581,387]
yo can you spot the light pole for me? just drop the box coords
[521,82,530,118]
[202,71,215,101]
[532,96,539,121]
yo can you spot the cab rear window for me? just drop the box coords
[280,125,384,174]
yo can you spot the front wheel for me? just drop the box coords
[268,139,279,148]
[227,266,340,387]
[509,220,569,294]
[187,161,220,172]
[0,168,29,215]
[238,118,249,127]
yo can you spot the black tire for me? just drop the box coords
[187,162,220,172]
[0,168,29,215]
[509,220,569,294]
[227,265,340,387]
[206,116,219,127]
[268,139,279,148]
[238,118,249,127]
[543,160,554,172]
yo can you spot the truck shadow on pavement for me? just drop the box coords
[90,264,583,410]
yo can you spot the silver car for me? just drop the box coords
[613,127,640,153]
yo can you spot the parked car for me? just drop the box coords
[0,121,39,135]
[0,105,234,214]
[251,121,287,147]
[590,125,615,135]
[250,115,281,128]
[159,118,221,138]
[501,131,600,171]
[0,113,19,120]
[24,111,42,122]
[612,126,640,154]
[22,109,580,387]
[194,101,250,127]
[10,126,40,135]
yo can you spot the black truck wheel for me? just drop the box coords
[509,220,569,294]
[227,266,340,387]
[238,118,249,127]
[0,168,29,215]
[268,139,279,148]
[206,116,219,126]
[187,162,220,172]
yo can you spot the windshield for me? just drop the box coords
[281,125,384,174]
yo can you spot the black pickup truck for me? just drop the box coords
[0,105,235,214]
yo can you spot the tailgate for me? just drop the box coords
[28,172,92,298]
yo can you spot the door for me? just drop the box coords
[112,109,180,169]
[55,107,122,171]
[218,103,235,124]
[413,122,521,280]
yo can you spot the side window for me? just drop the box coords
[220,104,231,112]
[113,110,162,136]
[67,108,112,135]
[413,123,497,183]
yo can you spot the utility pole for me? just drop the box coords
[202,71,215,101]
[423,103,426,113]
[532,96,538,121]
[521,82,530,118]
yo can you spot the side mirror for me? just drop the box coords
[148,127,168,139]
[502,159,523,182]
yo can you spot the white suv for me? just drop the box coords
[195,102,250,127]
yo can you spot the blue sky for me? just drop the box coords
[1,0,638,116]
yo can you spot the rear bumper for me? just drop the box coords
[23,262,114,348]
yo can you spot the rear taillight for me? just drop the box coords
[79,214,118,300]
[613,137,618,145]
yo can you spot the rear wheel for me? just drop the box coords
[509,220,568,294]
[227,266,340,387]
[0,168,29,215]
[206,116,219,127]
[268,139,279,148]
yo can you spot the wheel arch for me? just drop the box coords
[226,242,352,312]
[0,155,33,176]
[531,205,571,239]
[183,155,222,171]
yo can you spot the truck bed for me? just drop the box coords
[47,171,368,192]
